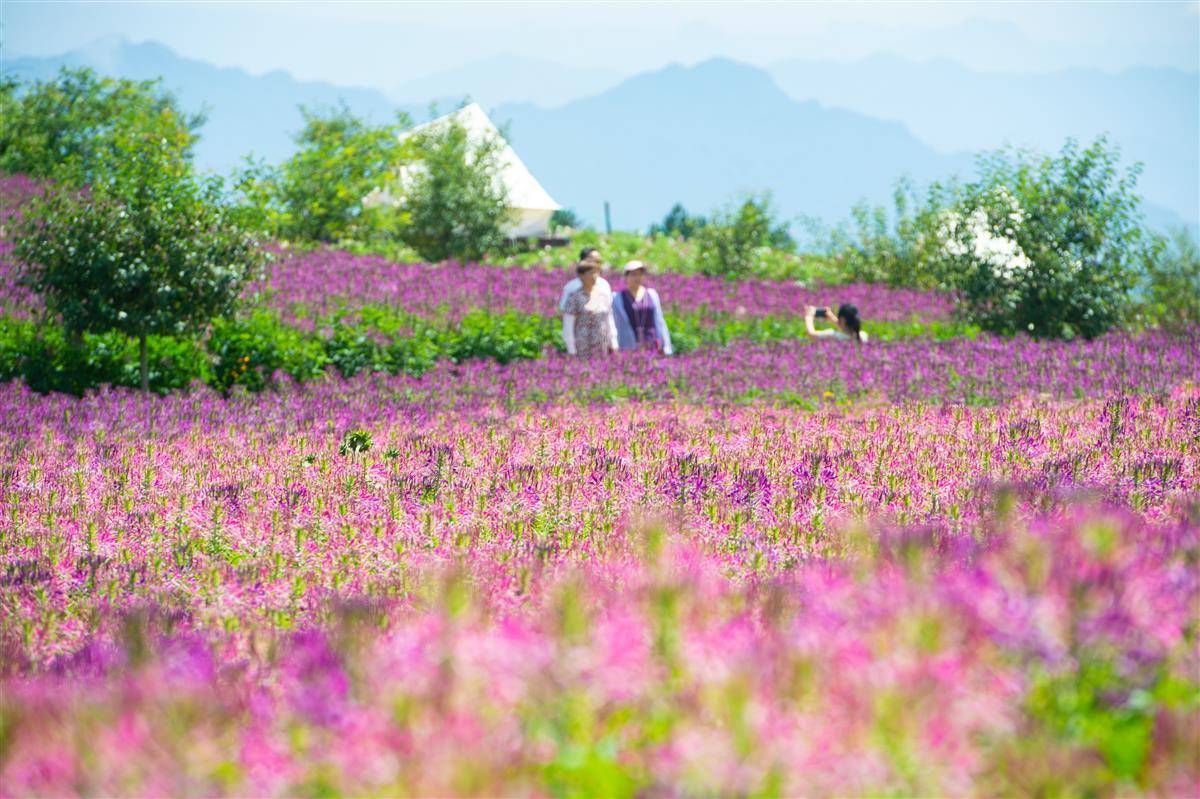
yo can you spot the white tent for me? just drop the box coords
[362,103,562,238]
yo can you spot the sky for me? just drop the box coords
[3,1,1198,91]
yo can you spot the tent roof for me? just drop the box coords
[399,103,560,213]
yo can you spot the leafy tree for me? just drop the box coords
[397,118,510,262]
[691,194,795,278]
[649,203,707,239]
[550,207,584,231]
[0,67,203,186]
[266,104,408,243]
[14,126,263,391]
[814,177,949,287]
[1136,227,1200,331]
[935,137,1145,339]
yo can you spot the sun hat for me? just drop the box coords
[623,260,647,274]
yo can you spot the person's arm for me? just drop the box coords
[559,283,573,313]
[562,314,577,355]
[805,305,835,338]
[651,289,673,355]
[606,309,619,353]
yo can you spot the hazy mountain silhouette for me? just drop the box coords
[493,58,975,228]
[391,54,623,109]
[5,37,432,173]
[769,54,1199,230]
[5,39,1194,233]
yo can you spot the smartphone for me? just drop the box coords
[814,308,828,319]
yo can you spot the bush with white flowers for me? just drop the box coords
[933,137,1145,339]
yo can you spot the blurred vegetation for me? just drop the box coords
[1133,227,1200,332]
[8,67,262,391]
[233,104,409,244]
[397,115,510,262]
[648,203,707,239]
[0,67,204,186]
[2,67,1196,395]
[0,303,977,395]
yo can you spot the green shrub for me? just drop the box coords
[14,120,262,390]
[380,327,444,376]
[324,323,384,378]
[255,105,408,243]
[933,137,1145,339]
[0,318,207,395]
[691,194,796,279]
[0,67,203,186]
[208,312,329,392]
[813,177,948,288]
[446,309,557,364]
[1136,227,1200,331]
[550,208,585,232]
[398,115,510,262]
[649,203,707,239]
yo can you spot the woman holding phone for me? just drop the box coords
[805,304,868,343]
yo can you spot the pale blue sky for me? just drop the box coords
[4,1,1198,90]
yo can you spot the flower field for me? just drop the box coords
[258,249,955,324]
[2,174,1199,796]
[2,364,1199,795]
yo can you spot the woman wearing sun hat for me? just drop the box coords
[612,260,673,355]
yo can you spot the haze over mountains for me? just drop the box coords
[6,37,1196,234]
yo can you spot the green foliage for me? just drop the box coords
[397,117,510,262]
[648,203,707,239]
[664,312,979,354]
[338,428,373,456]
[812,177,948,288]
[1021,659,1195,791]
[934,137,1146,339]
[550,208,585,231]
[691,194,796,279]
[208,312,330,392]
[0,317,207,395]
[256,105,408,243]
[0,67,203,186]
[1135,227,1200,331]
[13,121,263,389]
[500,230,838,283]
[445,309,558,363]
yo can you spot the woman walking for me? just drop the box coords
[612,260,673,355]
[562,259,618,358]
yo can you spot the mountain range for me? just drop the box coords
[5,38,1196,235]
[5,37,422,171]
[768,55,1198,229]
[491,59,973,231]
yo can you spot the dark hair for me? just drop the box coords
[579,247,600,261]
[837,304,862,341]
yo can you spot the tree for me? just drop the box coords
[935,137,1145,339]
[397,118,510,262]
[15,126,263,392]
[266,104,408,243]
[649,203,707,239]
[1137,227,1200,331]
[0,67,203,186]
[691,194,795,278]
[814,177,949,288]
[550,208,584,231]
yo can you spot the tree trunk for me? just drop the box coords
[139,334,149,393]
